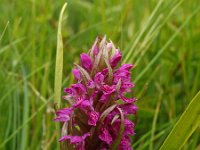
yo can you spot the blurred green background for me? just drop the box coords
[0,0,200,149]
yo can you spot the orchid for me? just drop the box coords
[55,36,138,150]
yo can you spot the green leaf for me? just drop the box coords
[160,91,200,150]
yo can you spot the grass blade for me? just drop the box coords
[21,67,29,150]
[149,96,161,150]
[0,21,9,42]
[54,3,67,146]
[160,90,200,150]
[54,3,67,108]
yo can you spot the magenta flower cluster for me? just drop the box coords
[54,36,138,150]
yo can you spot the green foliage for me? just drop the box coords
[0,0,200,149]
[160,91,200,150]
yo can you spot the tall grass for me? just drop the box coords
[0,0,200,149]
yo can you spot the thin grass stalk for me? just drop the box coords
[0,96,52,148]
[132,0,185,65]
[123,0,164,63]
[130,14,163,63]
[149,95,161,150]
[134,5,200,83]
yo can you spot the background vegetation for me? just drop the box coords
[0,0,200,149]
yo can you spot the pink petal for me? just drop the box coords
[80,53,93,71]
[87,80,95,89]
[120,64,133,71]
[121,95,137,103]
[99,94,110,103]
[54,108,73,122]
[54,115,70,122]
[64,87,75,95]
[110,50,122,68]
[59,132,90,143]
[119,136,132,150]
[71,83,87,96]
[72,69,82,81]
[94,72,104,84]
[98,127,113,144]
[119,103,138,115]
[102,85,115,95]
[88,111,99,126]
[93,45,99,56]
